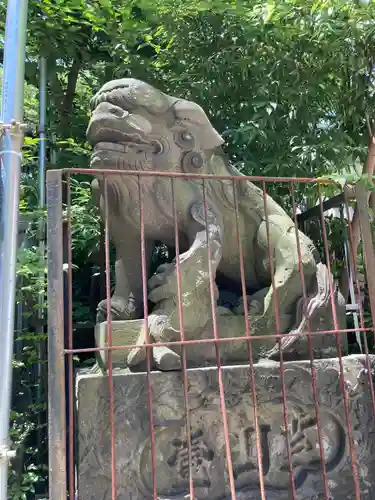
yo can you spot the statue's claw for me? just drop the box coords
[127,316,182,371]
[148,263,176,303]
[152,346,182,371]
[127,342,181,372]
[96,294,138,323]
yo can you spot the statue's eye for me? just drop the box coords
[182,151,204,172]
[181,131,194,142]
[175,130,195,149]
[190,153,203,168]
[151,140,163,154]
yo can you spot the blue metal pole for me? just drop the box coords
[0,1,29,498]
[38,57,47,209]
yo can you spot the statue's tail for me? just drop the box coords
[266,263,337,359]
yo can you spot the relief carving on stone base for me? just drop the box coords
[137,400,344,498]
[77,357,375,500]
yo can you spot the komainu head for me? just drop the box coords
[87,78,224,174]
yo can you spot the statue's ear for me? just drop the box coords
[173,99,224,150]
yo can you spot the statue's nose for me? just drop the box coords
[93,101,129,119]
[86,101,152,144]
[90,78,173,115]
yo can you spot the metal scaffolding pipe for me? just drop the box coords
[36,56,47,458]
[0,1,29,498]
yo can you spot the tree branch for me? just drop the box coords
[59,57,82,132]
[339,122,375,300]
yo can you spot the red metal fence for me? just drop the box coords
[47,168,375,500]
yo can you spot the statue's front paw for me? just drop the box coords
[96,294,138,323]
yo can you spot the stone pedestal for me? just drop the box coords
[76,355,375,499]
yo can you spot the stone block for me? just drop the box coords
[77,355,375,499]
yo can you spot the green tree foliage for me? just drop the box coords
[2,0,373,194]
[1,0,375,496]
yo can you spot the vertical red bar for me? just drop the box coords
[66,173,75,499]
[137,174,157,499]
[171,177,195,497]
[202,178,236,499]
[261,181,297,499]
[344,191,375,419]
[290,181,329,498]
[103,176,117,500]
[317,183,360,499]
[232,179,266,500]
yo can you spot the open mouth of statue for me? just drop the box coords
[93,140,158,156]
[88,115,158,156]
[87,95,154,147]
[91,125,151,147]
[94,141,144,154]
[87,94,165,159]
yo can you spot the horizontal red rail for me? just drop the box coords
[60,167,339,184]
[64,327,373,354]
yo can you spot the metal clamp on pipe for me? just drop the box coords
[0,120,27,132]
[0,444,17,467]
[0,122,27,160]
[0,121,27,154]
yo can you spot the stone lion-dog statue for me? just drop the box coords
[86,79,346,371]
